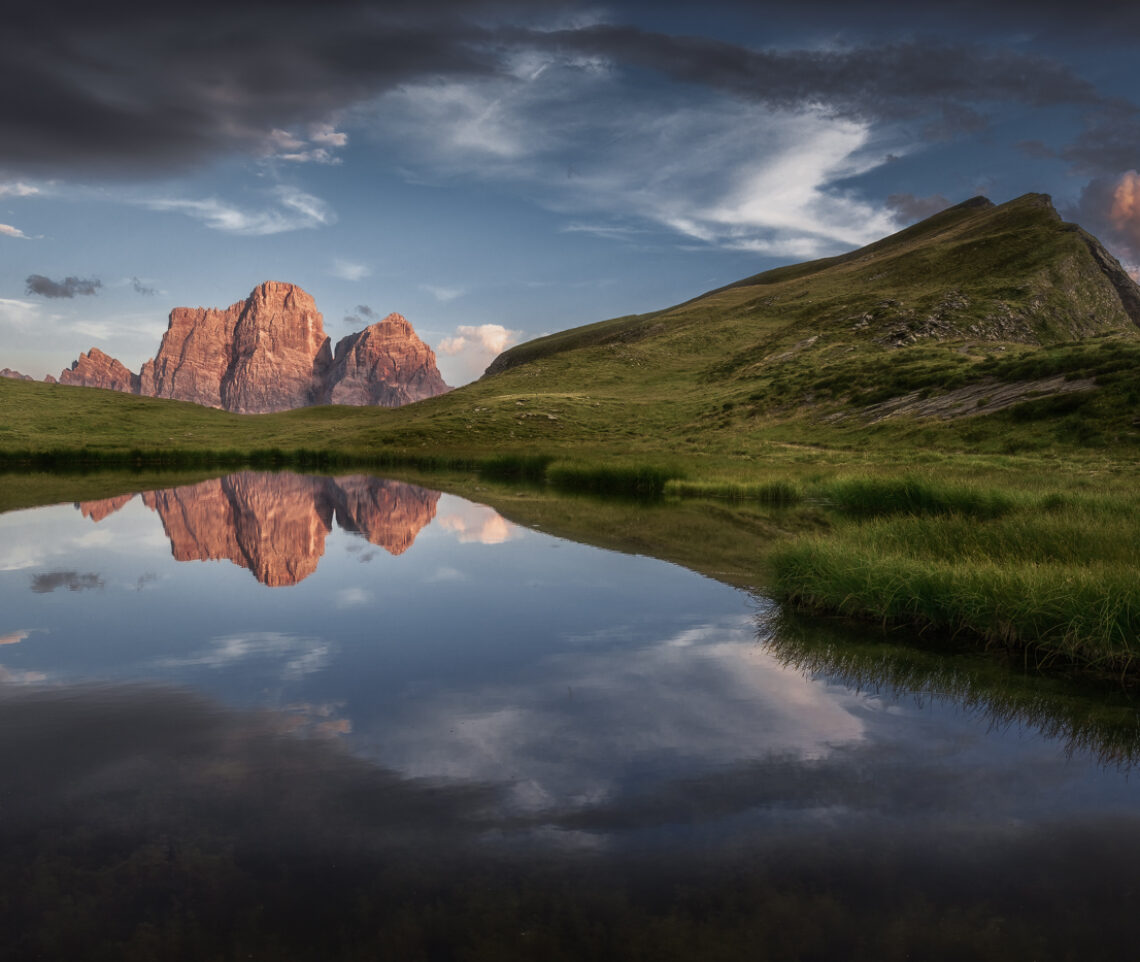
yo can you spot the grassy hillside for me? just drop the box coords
[5,192,1139,470]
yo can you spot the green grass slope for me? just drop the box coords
[4,191,1140,471]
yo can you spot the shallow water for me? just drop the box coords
[2,471,1139,960]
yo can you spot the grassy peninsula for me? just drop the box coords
[5,192,1140,679]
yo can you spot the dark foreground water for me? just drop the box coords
[2,471,1140,960]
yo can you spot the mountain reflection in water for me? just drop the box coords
[78,472,439,586]
[5,471,1140,959]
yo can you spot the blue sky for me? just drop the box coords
[2,0,1139,385]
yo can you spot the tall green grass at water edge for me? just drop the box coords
[667,475,1015,516]
[771,490,1140,674]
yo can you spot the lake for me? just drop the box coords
[2,470,1139,960]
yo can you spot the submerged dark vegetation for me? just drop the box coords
[4,192,1140,681]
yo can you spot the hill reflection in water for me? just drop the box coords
[78,473,440,586]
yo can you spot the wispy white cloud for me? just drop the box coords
[335,587,373,608]
[263,122,349,164]
[0,297,47,331]
[310,123,349,148]
[157,631,331,680]
[144,185,335,235]
[0,665,47,685]
[426,565,466,583]
[0,182,39,198]
[370,59,902,258]
[561,222,646,240]
[375,617,868,814]
[0,223,31,239]
[69,312,168,342]
[420,284,465,302]
[330,258,372,281]
[0,629,32,646]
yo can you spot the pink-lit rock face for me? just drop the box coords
[0,368,34,381]
[82,473,441,586]
[330,474,440,556]
[222,281,333,414]
[326,313,450,407]
[58,348,140,394]
[58,282,449,413]
[77,494,135,523]
[139,303,242,408]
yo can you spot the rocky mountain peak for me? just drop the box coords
[58,348,140,394]
[53,282,449,413]
[327,312,450,406]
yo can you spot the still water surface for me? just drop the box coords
[2,471,1139,959]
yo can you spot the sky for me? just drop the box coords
[1,0,1139,386]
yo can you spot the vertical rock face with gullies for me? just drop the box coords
[222,281,333,414]
[140,474,333,588]
[54,281,448,413]
[58,348,140,394]
[327,313,450,406]
[139,303,242,408]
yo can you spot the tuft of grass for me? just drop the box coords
[667,478,804,504]
[773,546,1140,672]
[816,475,1014,518]
[770,486,1140,675]
[476,453,554,482]
[546,461,685,497]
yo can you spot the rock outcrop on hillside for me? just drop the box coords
[58,348,140,393]
[57,281,448,413]
[78,473,441,586]
[326,313,449,406]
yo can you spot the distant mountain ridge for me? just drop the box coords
[56,281,450,413]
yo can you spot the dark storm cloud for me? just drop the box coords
[29,570,104,593]
[535,25,1103,124]
[1068,174,1140,267]
[0,1,510,176]
[886,192,952,224]
[705,0,1140,40]
[1018,108,1140,181]
[1060,111,1140,176]
[0,0,1121,174]
[25,274,102,298]
[0,1,1132,176]
[344,305,378,327]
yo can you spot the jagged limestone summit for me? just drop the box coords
[55,281,451,413]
